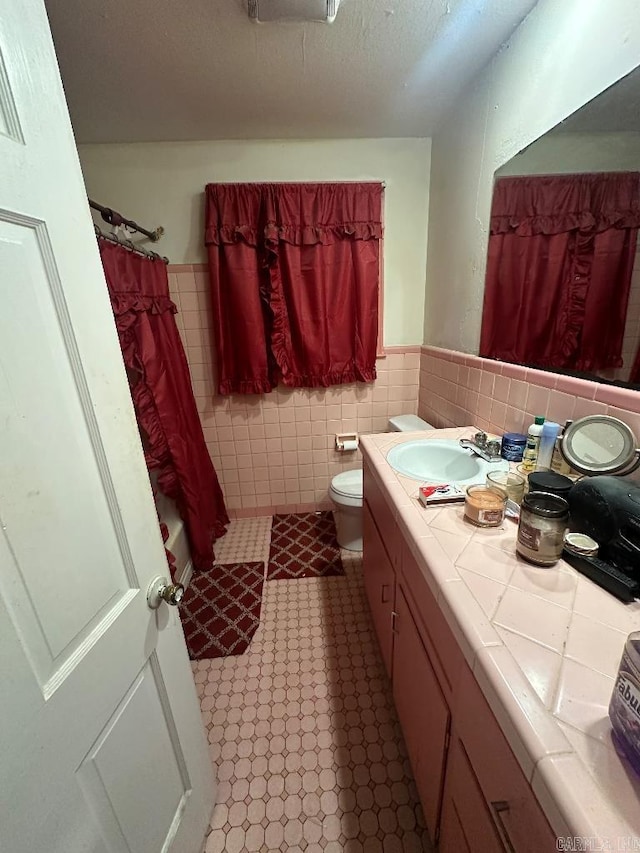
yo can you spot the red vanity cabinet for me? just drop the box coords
[439,734,505,853]
[441,663,557,853]
[392,584,451,841]
[362,462,559,852]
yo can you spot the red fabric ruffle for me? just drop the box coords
[100,240,228,570]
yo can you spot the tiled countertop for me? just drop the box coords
[360,426,640,846]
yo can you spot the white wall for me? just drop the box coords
[497,132,640,175]
[79,138,431,347]
[423,0,640,354]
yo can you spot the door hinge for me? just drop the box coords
[391,610,398,634]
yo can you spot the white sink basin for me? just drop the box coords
[387,439,508,485]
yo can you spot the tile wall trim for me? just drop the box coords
[380,345,422,355]
[418,345,640,440]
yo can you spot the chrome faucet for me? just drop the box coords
[459,432,502,463]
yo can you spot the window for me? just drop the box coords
[205,182,383,394]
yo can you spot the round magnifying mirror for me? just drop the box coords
[560,415,640,476]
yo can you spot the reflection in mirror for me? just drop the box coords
[571,423,625,466]
[562,416,637,474]
[479,66,640,388]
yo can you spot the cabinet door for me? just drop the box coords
[392,585,450,842]
[362,501,395,676]
[439,735,504,853]
[454,664,558,852]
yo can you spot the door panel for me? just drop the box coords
[454,663,557,852]
[77,656,190,853]
[439,799,471,853]
[0,216,137,683]
[439,736,503,853]
[392,585,450,842]
[0,1,214,850]
[362,501,395,675]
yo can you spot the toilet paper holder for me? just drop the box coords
[335,432,359,452]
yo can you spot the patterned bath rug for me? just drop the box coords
[267,511,344,580]
[180,561,264,660]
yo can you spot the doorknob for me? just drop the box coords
[147,576,185,609]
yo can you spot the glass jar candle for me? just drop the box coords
[516,491,569,566]
[609,632,640,777]
[464,485,506,527]
[486,470,526,505]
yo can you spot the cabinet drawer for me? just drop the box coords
[362,502,395,676]
[455,664,557,852]
[363,462,401,569]
[439,735,503,853]
[400,543,464,700]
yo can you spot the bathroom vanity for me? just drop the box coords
[360,427,640,852]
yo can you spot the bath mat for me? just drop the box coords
[180,562,264,660]
[267,511,344,580]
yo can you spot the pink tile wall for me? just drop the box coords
[418,345,640,439]
[168,265,421,517]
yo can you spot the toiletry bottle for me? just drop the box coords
[521,415,545,472]
[536,421,560,471]
[551,436,573,476]
[609,631,640,775]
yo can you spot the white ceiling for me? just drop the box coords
[45,0,537,144]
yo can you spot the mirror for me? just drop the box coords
[561,415,638,475]
[480,66,640,388]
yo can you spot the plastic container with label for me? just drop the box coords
[521,415,545,472]
[609,632,640,776]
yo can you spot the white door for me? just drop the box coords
[0,1,215,851]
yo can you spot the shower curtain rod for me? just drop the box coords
[94,224,169,264]
[89,198,165,243]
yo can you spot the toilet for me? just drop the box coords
[330,414,433,551]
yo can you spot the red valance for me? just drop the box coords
[100,241,228,570]
[491,172,640,236]
[204,182,383,247]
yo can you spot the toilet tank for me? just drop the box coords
[388,414,433,432]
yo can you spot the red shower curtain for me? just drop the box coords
[205,182,381,393]
[100,241,228,570]
[480,173,640,372]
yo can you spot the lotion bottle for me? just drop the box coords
[536,421,560,471]
[521,415,545,472]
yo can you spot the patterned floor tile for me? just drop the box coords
[193,522,433,852]
[268,512,344,580]
[182,562,264,659]
[215,516,273,566]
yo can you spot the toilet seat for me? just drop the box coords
[329,469,363,507]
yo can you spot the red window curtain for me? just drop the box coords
[480,172,640,372]
[205,182,382,393]
[204,184,274,395]
[99,241,229,570]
